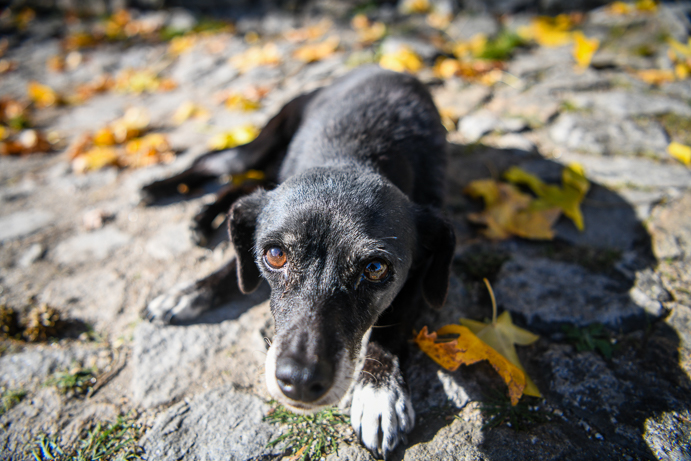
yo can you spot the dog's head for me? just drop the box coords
[229,166,455,412]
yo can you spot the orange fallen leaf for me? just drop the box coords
[459,279,541,398]
[635,69,675,85]
[168,35,197,56]
[114,68,177,94]
[293,36,340,63]
[415,325,526,405]
[224,93,261,112]
[351,14,386,44]
[399,0,431,14]
[71,145,120,173]
[284,20,332,43]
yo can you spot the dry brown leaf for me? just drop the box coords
[284,20,332,43]
[464,179,561,240]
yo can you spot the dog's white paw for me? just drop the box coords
[144,283,212,324]
[350,374,415,459]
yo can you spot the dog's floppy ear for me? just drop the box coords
[416,209,456,309]
[228,190,267,294]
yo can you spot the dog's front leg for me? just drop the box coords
[350,341,414,460]
[144,258,241,324]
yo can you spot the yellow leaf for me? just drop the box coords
[415,325,526,405]
[464,179,560,240]
[459,279,541,397]
[635,0,658,12]
[293,36,339,63]
[668,142,691,166]
[208,125,260,150]
[72,146,120,173]
[115,69,177,94]
[173,101,211,124]
[93,127,116,146]
[27,81,60,108]
[379,46,424,73]
[521,15,574,47]
[503,164,589,231]
[452,34,488,59]
[572,31,599,69]
[229,43,281,73]
[675,62,690,80]
[225,93,261,112]
[670,38,691,57]
[605,1,635,15]
[399,0,431,14]
[168,35,197,56]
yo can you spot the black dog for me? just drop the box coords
[143,66,456,458]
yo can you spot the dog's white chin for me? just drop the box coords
[264,329,371,413]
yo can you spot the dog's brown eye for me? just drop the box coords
[265,247,287,269]
[363,259,389,282]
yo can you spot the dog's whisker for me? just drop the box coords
[359,370,378,384]
[364,357,383,366]
[263,337,272,347]
[371,323,400,328]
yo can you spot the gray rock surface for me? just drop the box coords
[52,227,131,265]
[0,210,54,243]
[141,385,282,461]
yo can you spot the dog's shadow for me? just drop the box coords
[395,143,688,460]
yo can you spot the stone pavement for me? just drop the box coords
[0,2,690,460]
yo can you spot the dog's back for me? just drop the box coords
[279,67,447,208]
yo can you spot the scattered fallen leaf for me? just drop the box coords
[69,74,115,104]
[0,129,52,156]
[503,164,590,231]
[572,31,599,69]
[415,325,526,405]
[168,34,197,56]
[208,125,260,150]
[605,1,635,15]
[27,81,61,108]
[399,0,431,14]
[465,179,561,240]
[114,68,177,94]
[47,55,65,72]
[380,46,424,73]
[433,57,505,84]
[460,279,541,398]
[0,59,17,74]
[634,0,658,13]
[172,101,211,124]
[62,31,98,52]
[284,20,332,43]
[635,68,675,85]
[453,34,489,59]
[519,15,574,47]
[668,141,691,166]
[293,36,340,63]
[426,11,453,30]
[351,14,387,44]
[230,43,282,73]
[224,93,261,112]
[69,108,174,172]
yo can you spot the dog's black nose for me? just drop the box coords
[275,356,334,402]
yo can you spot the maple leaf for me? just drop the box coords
[503,164,590,231]
[572,31,599,69]
[668,142,691,166]
[415,325,526,405]
[464,179,561,240]
[208,125,260,150]
[379,46,424,73]
[293,36,340,63]
[460,279,541,398]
